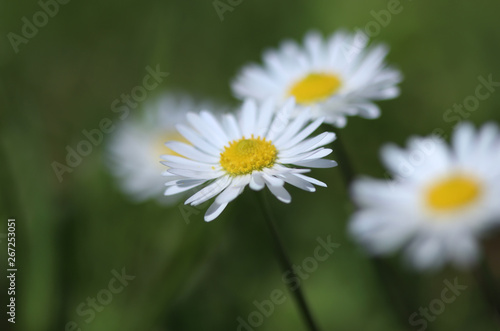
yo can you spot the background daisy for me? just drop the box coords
[349,122,500,270]
[232,30,402,127]
[10,1,500,329]
[107,92,216,203]
[162,98,337,221]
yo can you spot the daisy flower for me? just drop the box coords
[232,30,402,127]
[162,98,337,222]
[107,93,214,203]
[349,122,500,270]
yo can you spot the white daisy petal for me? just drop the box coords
[164,181,205,196]
[215,185,245,204]
[262,173,285,187]
[407,235,445,270]
[266,182,292,203]
[200,111,230,142]
[249,172,266,191]
[327,30,353,67]
[279,172,316,192]
[295,173,327,187]
[350,210,417,254]
[281,39,302,59]
[167,168,223,180]
[354,103,381,119]
[255,99,276,137]
[273,108,312,147]
[351,177,413,209]
[186,112,227,148]
[279,147,332,164]
[364,86,400,100]
[165,141,219,164]
[232,30,402,127]
[161,161,216,172]
[162,173,184,183]
[222,114,242,141]
[239,99,258,137]
[262,51,289,77]
[266,97,296,141]
[380,143,412,178]
[452,122,475,163]
[280,132,336,157]
[185,176,232,206]
[163,98,335,221]
[176,124,222,155]
[160,155,217,171]
[304,31,325,67]
[280,117,324,150]
[304,148,333,160]
[476,122,499,152]
[348,45,389,88]
[233,65,278,97]
[164,178,206,187]
[106,92,217,204]
[292,159,338,168]
[447,234,480,268]
[204,202,229,222]
[350,122,500,270]
[330,116,347,128]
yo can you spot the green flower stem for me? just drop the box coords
[473,259,500,324]
[330,126,415,329]
[330,129,356,188]
[257,191,320,331]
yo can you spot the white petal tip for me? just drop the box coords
[278,197,292,203]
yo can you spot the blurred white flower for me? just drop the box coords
[232,30,402,127]
[107,92,216,204]
[162,98,337,222]
[349,122,500,270]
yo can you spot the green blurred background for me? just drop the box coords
[1,0,500,330]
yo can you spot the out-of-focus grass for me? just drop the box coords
[1,0,500,330]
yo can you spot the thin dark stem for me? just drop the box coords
[257,191,320,331]
[330,129,356,189]
[473,259,500,325]
[370,258,416,329]
[329,125,414,329]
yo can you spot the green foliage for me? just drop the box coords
[1,0,500,330]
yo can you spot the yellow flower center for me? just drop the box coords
[426,175,482,212]
[220,136,277,176]
[289,72,342,104]
[157,132,189,158]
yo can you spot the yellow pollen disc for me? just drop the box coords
[158,132,189,158]
[426,175,482,212]
[289,72,342,104]
[220,136,277,176]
